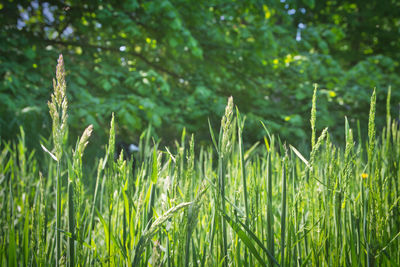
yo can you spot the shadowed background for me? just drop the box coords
[1,0,399,157]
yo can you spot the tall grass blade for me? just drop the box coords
[280,158,287,267]
[23,209,29,266]
[221,211,276,267]
[266,151,275,266]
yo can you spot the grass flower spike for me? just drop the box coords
[48,54,68,160]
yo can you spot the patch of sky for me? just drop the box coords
[62,26,74,37]
[17,4,28,29]
[31,0,39,9]
[42,3,55,23]
[296,29,301,41]
[18,1,56,30]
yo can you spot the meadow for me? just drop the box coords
[1,55,399,266]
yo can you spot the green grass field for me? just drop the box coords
[1,55,399,266]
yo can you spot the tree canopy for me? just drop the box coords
[1,0,399,151]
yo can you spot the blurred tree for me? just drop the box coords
[0,0,399,154]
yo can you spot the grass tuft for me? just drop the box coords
[1,56,399,267]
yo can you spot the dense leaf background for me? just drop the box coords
[1,0,399,154]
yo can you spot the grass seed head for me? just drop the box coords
[77,124,93,157]
[221,96,234,156]
[368,88,376,162]
[310,84,317,150]
[48,54,68,160]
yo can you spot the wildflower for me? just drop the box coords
[361,173,368,179]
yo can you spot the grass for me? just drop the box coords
[1,55,400,266]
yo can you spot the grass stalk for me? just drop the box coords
[280,157,287,267]
[45,54,68,266]
[266,150,275,266]
[68,179,75,267]
[237,108,250,265]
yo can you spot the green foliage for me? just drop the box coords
[0,59,400,266]
[1,0,399,156]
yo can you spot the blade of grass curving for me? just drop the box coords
[244,141,259,161]
[133,202,192,266]
[260,121,272,141]
[96,208,110,259]
[234,211,280,266]
[221,211,279,267]
[289,145,310,168]
[264,136,270,152]
[122,188,130,251]
[208,118,219,153]
[204,175,245,217]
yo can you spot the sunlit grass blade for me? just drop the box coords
[221,211,278,267]
[208,118,219,153]
[23,209,29,266]
[289,144,310,168]
[266,151,275,266]
[280,158,287,267]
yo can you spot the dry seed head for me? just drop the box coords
[344,128,354,161]
[48,101,58,127]
[221,96,234,155]
[310,85,317,150]
[134,202,192,264]
[48,54,69,160]
[56,55,66,100]
[52,55,67,107]
[107,113,116,162]
[310,127,328,167]
[146,202,192,239]
[77,124,93,156]
[368,88,376,162]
